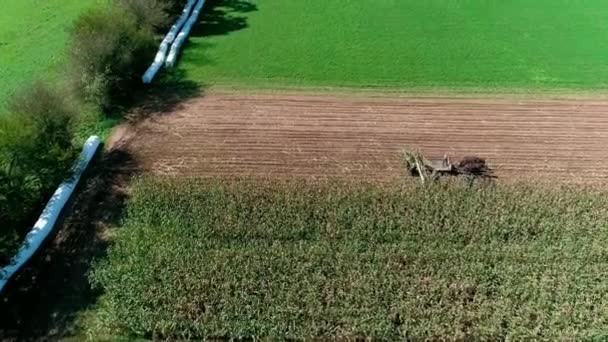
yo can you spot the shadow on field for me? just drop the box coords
[0,146,139,341]
[165,0,257,67]
[129,68,205,122]
[191,0,257,37]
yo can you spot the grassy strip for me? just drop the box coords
[179,0,608,91]
[0,0,96,109]
[89,177,608,339]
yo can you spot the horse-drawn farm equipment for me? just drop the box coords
[402,150,492,183]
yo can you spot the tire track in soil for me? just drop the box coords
[123,93,608,183]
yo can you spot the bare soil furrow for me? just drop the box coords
[121,93,608,183]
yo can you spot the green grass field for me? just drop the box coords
[87,177,608,340]
[0,0,95,108]
[178,0,608,91]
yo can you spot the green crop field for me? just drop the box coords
[179,0,608,91]
[86,177,608,340]
[0,0,95,108]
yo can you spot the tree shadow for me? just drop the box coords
[98,66,203,125]
[0,146,139,341]
[128,68,205,123]
[168,0,257,66]
[190,0,258,38]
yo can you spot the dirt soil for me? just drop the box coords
[124,92,608,183]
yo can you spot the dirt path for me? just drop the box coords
[124,93,608,183]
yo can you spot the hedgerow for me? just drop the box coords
[67,5,156,110]
[0,82,77,263]
[67,0,189,110]
[90,177,608,340]
[0,0,186,262]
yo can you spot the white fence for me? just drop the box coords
[0,135,101,293]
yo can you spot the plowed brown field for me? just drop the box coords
[119,93,608,183]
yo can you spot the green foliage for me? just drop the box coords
[67,5,156,110]
[0,82,77,263]
[181,0,608,91]
[90,178,608,339]
[7,82,77,184]
[116,0,171,31]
